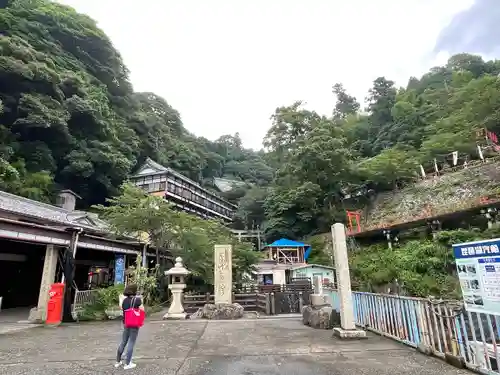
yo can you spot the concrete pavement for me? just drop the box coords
[0,318,472,374]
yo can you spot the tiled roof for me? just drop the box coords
[213,178,246,192]
[0,190,108,232]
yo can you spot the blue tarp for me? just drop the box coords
[264,238,312,261]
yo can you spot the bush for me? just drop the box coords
[350,226,500,298]
[350,238,460,298]
[77,284,125,321]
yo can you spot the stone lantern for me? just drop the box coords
[163,257,190,320]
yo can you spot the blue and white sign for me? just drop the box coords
[453,239,500,316]
[114,254,125,285]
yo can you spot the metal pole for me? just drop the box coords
[142,244,148,267]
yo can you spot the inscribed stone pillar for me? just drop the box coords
[331,223,366,338]
[33,245,58,322]
[313,276,323,295]
[310,275,328,306]
[214,245,232,304]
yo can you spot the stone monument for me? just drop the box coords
[214,244,232,304]
[310,275,329,306]
[331,223,366,339]
[189,244,244,320]
[163,257,190,320]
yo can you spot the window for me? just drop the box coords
[56,195,66,207]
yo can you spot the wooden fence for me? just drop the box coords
[183,284,313,315]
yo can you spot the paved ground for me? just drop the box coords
[0,318,472,375]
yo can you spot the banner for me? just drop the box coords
[115,254,125,285]
[419,165,426,178]
[477,145,484,160]
[453,239,500,315]
[488,131,498,144]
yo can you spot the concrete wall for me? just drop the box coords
[292,266,334,283]
[273,269,286,285]
[256,269,287,285]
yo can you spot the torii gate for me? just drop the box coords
[346,210,362,234]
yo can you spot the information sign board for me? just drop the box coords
[453,239,500,315]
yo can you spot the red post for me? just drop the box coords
[346,211,362,233]
[46,283,65,325]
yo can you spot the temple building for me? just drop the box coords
[0,189,165,321]
[130,158,237,222]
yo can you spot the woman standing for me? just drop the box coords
[115,283,143,370]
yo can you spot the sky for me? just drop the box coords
[434,0,500,59]
[57,0,474,150]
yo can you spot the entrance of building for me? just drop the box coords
[0,239,45,310]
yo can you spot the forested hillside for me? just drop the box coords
[0,0,273,211]
[2,0,500,244]
[262,55,500,240]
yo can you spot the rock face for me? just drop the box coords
[189,303,244,320]
[302,305,340,329]
[364,161,500,231]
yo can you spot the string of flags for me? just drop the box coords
[418,128,499,178]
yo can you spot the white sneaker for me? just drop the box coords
[114,361,122,368]
[124,363,137,370]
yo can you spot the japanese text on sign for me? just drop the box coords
[460,244,500,257]
[453,239,500,316]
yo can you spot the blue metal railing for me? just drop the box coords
[324,288,500,375]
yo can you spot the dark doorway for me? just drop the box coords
[73,247,116,290]
[0,239,45,309]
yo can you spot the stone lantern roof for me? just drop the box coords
[165,257,190,276]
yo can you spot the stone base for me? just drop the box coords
[189,303,244,320]
[332,327,367,339]
[28,307,44,324]
[105,308,123,320]
[444,352,466,369]
[302,305,339,329]
[310,294,330,307]
[163,312,187,320]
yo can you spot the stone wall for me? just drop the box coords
[362,161,500,231]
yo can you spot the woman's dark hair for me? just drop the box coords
[123,283,138,297]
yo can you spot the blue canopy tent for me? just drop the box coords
[263,238,312,263]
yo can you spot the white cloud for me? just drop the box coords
[57,0,471,149]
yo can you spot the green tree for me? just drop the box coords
[0,0,275,209]
[332,83,360,120]
[96,184,261,285]
[359,147,419,189]
[263,102,321,160]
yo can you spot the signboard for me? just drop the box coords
[453,239,500,315]
[114,254,125,285]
